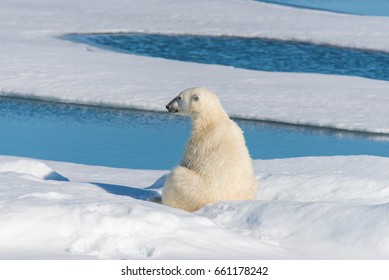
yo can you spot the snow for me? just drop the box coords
[0,159,68,181]
[1,0,389,133]
[0,156,283,260]
[1,155,389,259]
[1,0,389,260]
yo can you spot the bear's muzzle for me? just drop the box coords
[166,98,179,113]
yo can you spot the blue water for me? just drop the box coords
[67,33,389,81]
[258,0,389,17]
[1,97,388,169]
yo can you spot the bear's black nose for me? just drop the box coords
[166,104,170,110]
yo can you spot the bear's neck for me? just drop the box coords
[191,108,229,132]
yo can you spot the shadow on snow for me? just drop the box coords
[89,174,167,202]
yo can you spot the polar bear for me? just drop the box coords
[162,87,257,212]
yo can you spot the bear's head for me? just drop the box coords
[166,87,226,119]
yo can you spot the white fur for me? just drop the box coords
[162,87,257,212]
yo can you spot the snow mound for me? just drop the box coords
[198,200,389,259]
[0,159,68,181]
[257,156,389,205]
[0,171,282,259]
[67,201,283,259]
[1,155,389,259]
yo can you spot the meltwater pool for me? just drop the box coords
[67,33,389,81]
[1,97,389,170]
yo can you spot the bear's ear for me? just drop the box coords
[192,94,199,101]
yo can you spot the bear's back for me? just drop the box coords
[181,118,256,195]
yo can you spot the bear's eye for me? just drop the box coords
[177,96,181,100]
[192,95,199,101]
